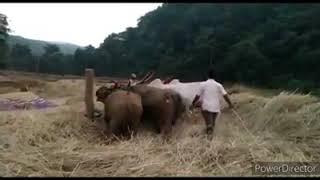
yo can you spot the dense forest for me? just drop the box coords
[1,4,320,94]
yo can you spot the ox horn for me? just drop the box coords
[136,71,155,85]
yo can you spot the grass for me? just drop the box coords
[0,74,320,177]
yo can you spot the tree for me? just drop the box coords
[43,44,60,55]
[9,44,35,71]
[0,13,10,69]
[39,44,63,74]
[0,13,9,40]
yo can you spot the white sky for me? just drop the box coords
[0,3,162,47]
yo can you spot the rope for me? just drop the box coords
[231,108,256,140]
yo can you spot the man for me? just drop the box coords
[192,69,233,139]
[129,73,137,86]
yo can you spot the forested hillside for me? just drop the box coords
[83,3,320,92]
[3,4,320,93]
[7,35,81,56]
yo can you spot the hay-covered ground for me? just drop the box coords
[0,72,320,177]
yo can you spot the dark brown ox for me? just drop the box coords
[96,86,143,138]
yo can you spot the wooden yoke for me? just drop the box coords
[85,68,95,121]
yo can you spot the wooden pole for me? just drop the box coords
[85,68,95,121]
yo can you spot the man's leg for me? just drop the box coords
[201,110,213,135]
[201,110,219,136]
[210,112,219,134]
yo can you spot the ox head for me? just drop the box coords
[96,80,120,102]
[96,71,156,102]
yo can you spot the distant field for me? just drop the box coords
[0,71,319,177]
[0,70,127,84]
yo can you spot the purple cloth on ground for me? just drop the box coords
[0,97,57,111]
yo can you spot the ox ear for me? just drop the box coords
[112,82,119,89]
[107,80,120,89]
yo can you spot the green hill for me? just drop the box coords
[7,35,82,56]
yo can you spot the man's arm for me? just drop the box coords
[192,95,200,107]
[223,94,233,109]
[219,84,233,109]
[192,84,204,107]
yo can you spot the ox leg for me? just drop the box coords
[158,117,167,135]
[159,109,174,139]
[103,115,112,137]
[130,119,140,137]
[160,122,172,142]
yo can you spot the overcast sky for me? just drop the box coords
[0,3,162,47]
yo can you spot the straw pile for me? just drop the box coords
[40,79,86,98]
